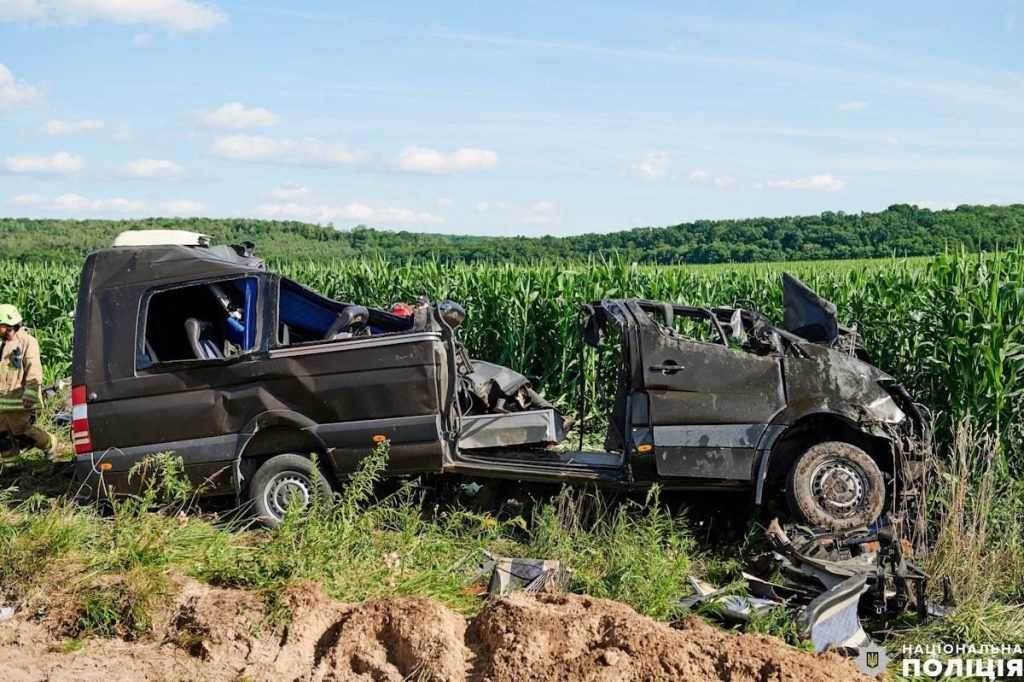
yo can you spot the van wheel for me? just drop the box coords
[248,454,333,529]
[785,441,884,531]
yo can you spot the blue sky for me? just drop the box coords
[1,1,1022,236]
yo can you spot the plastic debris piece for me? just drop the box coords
[486,557,568,596]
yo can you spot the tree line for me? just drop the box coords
[1,203,1022,264]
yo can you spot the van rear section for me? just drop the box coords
[71,246,265,496]
[72,238,458,502]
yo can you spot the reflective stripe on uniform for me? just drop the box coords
[0,398,26,412]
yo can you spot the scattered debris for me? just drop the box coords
[680,515,951,656]
[482,555,568,596]
[800,575,871,653]
[678,576,783,624]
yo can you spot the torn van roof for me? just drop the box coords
[85,243,265,292]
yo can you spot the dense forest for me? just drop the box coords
[1,203,1022,263]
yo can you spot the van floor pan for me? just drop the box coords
[457,447,625,470]
[459,410,563,449]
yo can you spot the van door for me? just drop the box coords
[628,301,785,481]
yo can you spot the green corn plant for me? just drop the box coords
[5,248,1024,476]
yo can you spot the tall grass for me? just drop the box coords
[0,444,698,637]
[894,420,1024,655]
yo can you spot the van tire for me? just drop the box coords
[248,453,333,529]
[785,441,884,531]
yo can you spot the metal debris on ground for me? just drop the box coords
[677,576,783,624]
[480,554,569,597]
[679,515,952,654]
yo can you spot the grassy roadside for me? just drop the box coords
[2,422,1023,677]
[0,442,698,640]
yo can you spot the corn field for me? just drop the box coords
[3,248,1024,473]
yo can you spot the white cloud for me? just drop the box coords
[689,169,732,188]
[436,197,455,207]
[476,201,491,213]
[40,118,104,134]
[755,173,846,191]
[201,102,280,130]
[116,158,188,180]
[625,152,670,181]
[111,124,135,142]
[1,0,38,22]
[131,32,153,45]
[522,200,561,225]
[0,0,41,22]
[255,201,444,226]
[913,200,958,211]
[394,146,499,174]
[9,193,143,213]
[156,199,204,214]
[269,182,308,200]
[7,194,47,207]
[4,151,85,175]
[836,100,869,111]
[0,63,45,113]
[211,134,364,167]
[7,0,228,32]
[8,192,204,215]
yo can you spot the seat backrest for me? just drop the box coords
[185,318,224,360]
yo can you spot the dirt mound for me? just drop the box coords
[0,580,867,681]
[469,592,862,681]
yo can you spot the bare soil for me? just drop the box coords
[0,579,866,681]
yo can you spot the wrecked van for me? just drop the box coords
[73,232,925,529]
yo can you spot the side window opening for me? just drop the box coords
[141,277,259,366]
[641,303,783,357]
[640,304,728,347]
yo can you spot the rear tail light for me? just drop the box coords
[71,385,93,454]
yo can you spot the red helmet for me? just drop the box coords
[391,301,413,317]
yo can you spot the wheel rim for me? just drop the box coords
[809,458,868,519]
[264,471,314,520]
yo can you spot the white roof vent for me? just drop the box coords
[112,230,211,247]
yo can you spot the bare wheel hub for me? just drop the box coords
[810,459,867,518]
[265,472,313,519]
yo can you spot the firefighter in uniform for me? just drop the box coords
[0,304,57,459]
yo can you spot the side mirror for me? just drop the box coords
[437,300,466,328]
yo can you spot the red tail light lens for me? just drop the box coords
[71,385,93,454]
